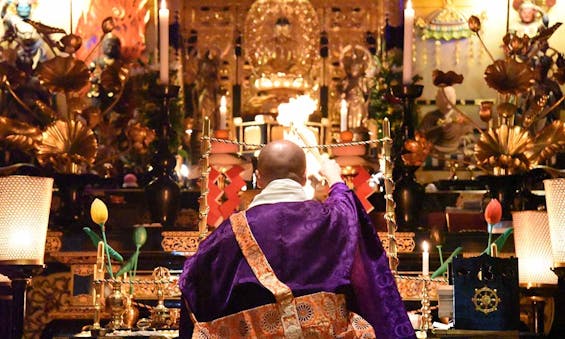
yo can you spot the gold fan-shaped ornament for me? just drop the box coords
[36,119,98,173]
[475,124,534,175]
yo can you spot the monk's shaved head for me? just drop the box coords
[257,140,307,187]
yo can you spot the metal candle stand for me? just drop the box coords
[390,84,424,145]
[420,278,432,332]
[0,264,44,339]
[89,265,176,331]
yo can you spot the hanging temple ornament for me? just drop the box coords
[244,0,319,93]
[416,0,472,67]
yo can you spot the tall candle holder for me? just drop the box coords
[390,84,424,231]
[145,85,181,228]
[382,118,398,273]
[198,117,211,240]
[390,84,423,158]
[420,278,432,332]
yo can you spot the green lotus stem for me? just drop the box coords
[431,246,463,279]
[130,245,141,295]
[100,222,114,279]
[487,223,493,256]
[437,245,444,266]
[481,228,513,255]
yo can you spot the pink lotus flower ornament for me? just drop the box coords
[484,198,502,255]
[484,198,502,225]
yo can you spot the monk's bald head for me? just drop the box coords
[257,140,306,187]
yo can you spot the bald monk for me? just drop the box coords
[178,140,415,339]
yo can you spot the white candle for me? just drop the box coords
[340,99,348,132]
[159,0,170,84]
[402,0,414,84]
[219,95,227,129]
[422,241,430,277]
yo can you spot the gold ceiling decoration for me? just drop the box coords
[244,0,319,93]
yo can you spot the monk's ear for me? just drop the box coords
[255,169,266,189]
[299,169,307,186]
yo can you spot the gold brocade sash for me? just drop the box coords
[189,211,376,339]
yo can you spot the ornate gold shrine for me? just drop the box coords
[180,0,399,129]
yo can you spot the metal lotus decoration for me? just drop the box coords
[431,16,565,176]
[0,17,151,174]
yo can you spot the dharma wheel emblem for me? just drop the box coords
[472,286,500,314]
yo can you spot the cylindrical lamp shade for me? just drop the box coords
[0,176,53,265]
[512,211,558,286]
[544,179,565,267]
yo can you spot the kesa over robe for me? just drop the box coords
[179,181,415,339]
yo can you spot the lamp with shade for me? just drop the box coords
[544,178,565,278]
[512,210,557,335]
[0,175,53,339]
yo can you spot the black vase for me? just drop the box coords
[479,175,522,222]
[145,168,180,227]
[144,84,181,227]
[393,166,425,231]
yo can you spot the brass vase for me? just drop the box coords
[106,280,125,329]
[122,293,139,329]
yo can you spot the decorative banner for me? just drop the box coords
[351,165,375,213]
[207,165,246,227]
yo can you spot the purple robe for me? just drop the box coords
[179,183,415,339]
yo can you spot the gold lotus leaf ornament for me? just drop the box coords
[432,69,464,87]
[126,122,156,155]
[484,59,535,95]
[475,125,533,175]
[502,33,530,57]
[100,62,129,96]
[528,121,565,164]
[36,56,90,93]
[402,133,433,167]
[36,119,97,173]
[0,117,42,151]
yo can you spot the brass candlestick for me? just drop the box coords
[198,117,211,240]
[420,277,432,332]
[382,118,398,272]
[151,267,171,328]
[92,242,105,330]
